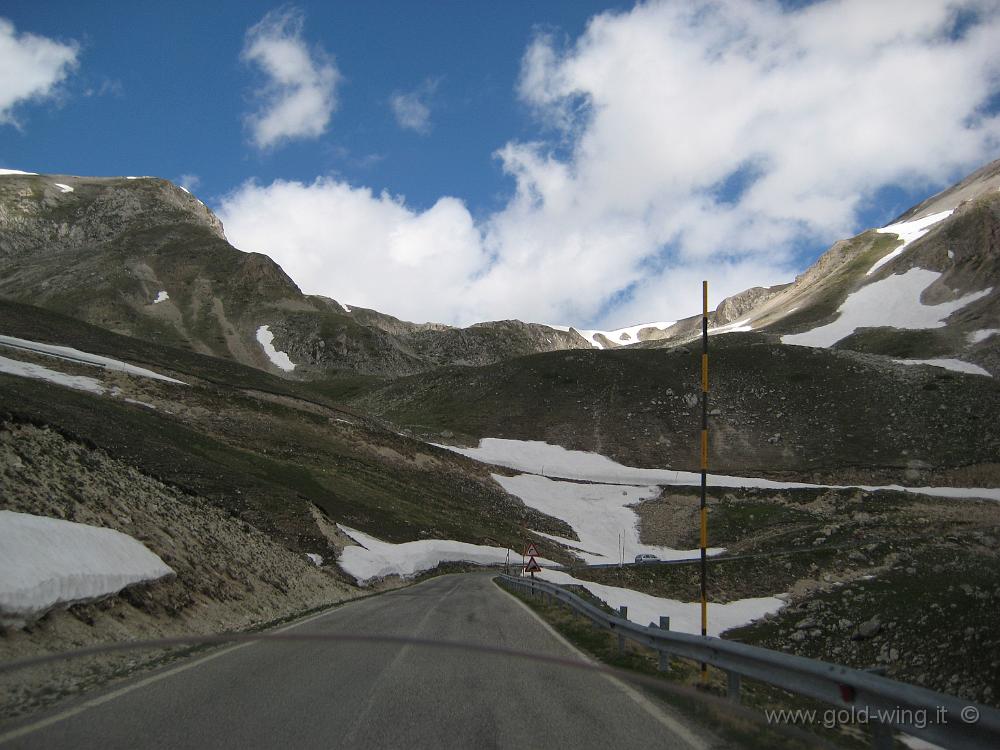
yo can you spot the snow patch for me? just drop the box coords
[305,553,323,566]
[0,511,173,628]
[894,358,991,377]
[255,325,296,372]
[0,335,186,384]
[124,398,157,410]
[341,302,351,313]
[0,168,37,175]
[968,328,999,345]
[868,210,954,276]
[536,569,784,637]
[781,269,991,348]
[179,186,190,194]
[153,290,169,304]
[492,473,714,564]
[571,321,675,348]
[709,318,753,334]
[0,355,104,394]
[53,183,74,193]
[336,526,542,584]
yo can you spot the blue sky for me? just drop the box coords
[2,1,628,215]
[3,1,1000,327]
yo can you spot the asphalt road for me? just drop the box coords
[1,574,710,750]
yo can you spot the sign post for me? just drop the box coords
[523,543,541,579]
[700,280,710,684]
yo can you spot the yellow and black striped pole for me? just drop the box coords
[700,280,709,683]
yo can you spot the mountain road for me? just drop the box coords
[0,573,710,749]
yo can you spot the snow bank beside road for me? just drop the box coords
[0,511,173,627]
[536,569,784,637]
[337,526,548,584]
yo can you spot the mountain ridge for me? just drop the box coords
[1,158,998,380]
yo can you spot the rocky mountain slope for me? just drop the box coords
[0,173,602,376]
[348,333,1000,486]
[641,158,1000,378]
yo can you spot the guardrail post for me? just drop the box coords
[870,722,893,750]
[727,671,741,704]
[618,606,628,654]
[658,616,671,671]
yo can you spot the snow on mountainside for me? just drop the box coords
[548,321,677,349]
[643,158,1000,378]
[867,209,954,277]
[781,269,991,354]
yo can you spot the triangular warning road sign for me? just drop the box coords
[525,543,539,557]
[524,557,542,573]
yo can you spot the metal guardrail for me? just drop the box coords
[497,574,1000,750]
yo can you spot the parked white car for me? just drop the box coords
[634,553,659,564]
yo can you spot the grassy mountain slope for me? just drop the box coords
[0,173,595,377]
[0,300,573,559]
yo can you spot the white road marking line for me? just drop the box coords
[0,597,363,745]
[0,641,253,745]
[498,581,710,750]
[0,575,460,744]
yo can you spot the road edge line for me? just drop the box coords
[494,577,711,750]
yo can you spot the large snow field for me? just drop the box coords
[0,168,37,175]
[0,511,173,627]
[0,334,186,384]
[337,526,551,584]
[536,569,784,637]
[0,354,105,394]
[492,473,715,564]
[443,438,1000,502]
[255,325,296,372]
[780,269,991,349]
[867,209,954,277]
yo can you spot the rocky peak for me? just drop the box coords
[0,174,226,259]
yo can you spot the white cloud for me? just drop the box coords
[177,173,200,191]
[220,0,1000,328]
[218,178,487,324]
[242,7,340,149]
[390,78,439,134]
[0,18,78,126]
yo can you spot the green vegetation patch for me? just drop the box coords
[833,328,957,358]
